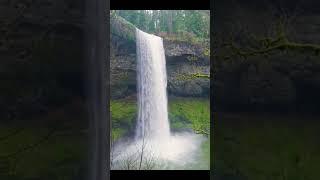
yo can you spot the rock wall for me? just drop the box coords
[110,27,210,99]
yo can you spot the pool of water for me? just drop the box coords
[165,137,210,170]
[111,132,210,170]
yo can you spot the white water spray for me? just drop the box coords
[111,28,206,170]
[135,28,170,141]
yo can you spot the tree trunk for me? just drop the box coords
[167,10,173,35]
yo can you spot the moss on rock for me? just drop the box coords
[110,13,136,42]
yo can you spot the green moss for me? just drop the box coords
[215,113,320,180]
[200,137,210,166]
[168,98,210,135]
[110,100,137,140]
[187,55,198,61]
[0,124,87,179]
[169,114,192,131]
[192,73,210,78]
[110,13,136,42]
[111,128,126,142]
[218,26,320,61]
[110,100,136,124]
[203,47,210,57]
[175,72,210,82]
[110,13,210,51]
[160,31,207,46]
[110,98,210,140]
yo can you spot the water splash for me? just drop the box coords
[135,28,170,141]
[111,28,208,170]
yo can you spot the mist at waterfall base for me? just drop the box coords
[111,29,209,170]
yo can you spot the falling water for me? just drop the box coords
[111,28,208,170]
[135,28,170,141]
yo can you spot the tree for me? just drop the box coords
[167,10,173,35]
[110,118,159,170]
[114,10,210,40]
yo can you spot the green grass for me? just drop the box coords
[215,113,320,180]
[110,97,211,170]
[0,124,87,180]
[162,32,207,46]
[169,97,210,135]
[111,128,126,142]
[0,99,88,180]
[110,97,210,141]
[1,97,210,176]
[188,136,210,170]
[110,100,137,141]
[110,100,137,121]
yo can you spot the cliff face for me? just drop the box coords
[110,15,210,99]
[165,39,210,97]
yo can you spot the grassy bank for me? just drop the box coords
[214,113,320,180]
[0,123,88,180]
[169,97,210,135]
[110,97,210,141]
[0,100,89,180]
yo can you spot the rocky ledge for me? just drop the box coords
[110,14,210,99]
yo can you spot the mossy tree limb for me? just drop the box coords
[214,20,320,61]
[192,73,210,78]
[175,73,210,81]
[194,129,209,136]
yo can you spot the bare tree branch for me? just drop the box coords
[0,127,25,142]
[0,127,57,158]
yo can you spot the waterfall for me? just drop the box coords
[135,28,170,141]
[111,28,206,170]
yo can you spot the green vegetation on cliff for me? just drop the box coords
[110,10,210,45]
[112,10,209,39]
[110,98,210,141]
[169,98,210,135]
[110,100,137,141]
[111,12,136,42]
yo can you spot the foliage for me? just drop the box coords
[203,47,210,57]
[110,98,210,140]
[192,73,210,78]
[215,113,320,180]
[110,12,136,42]
[215,17,320,62]
[169,98,210,135]
[110,100,137,141]
[112,10,210,40]
[187,55,198,61]
[0,122,87,179]
[110,100,137,125]
[160,30,205,45]
[110,98,210,170]
[0,103,88,180]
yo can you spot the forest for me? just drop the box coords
[112,10,210,39]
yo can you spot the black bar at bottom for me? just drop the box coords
[111,170,209,180]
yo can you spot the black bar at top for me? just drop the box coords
[111,0,210,10]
